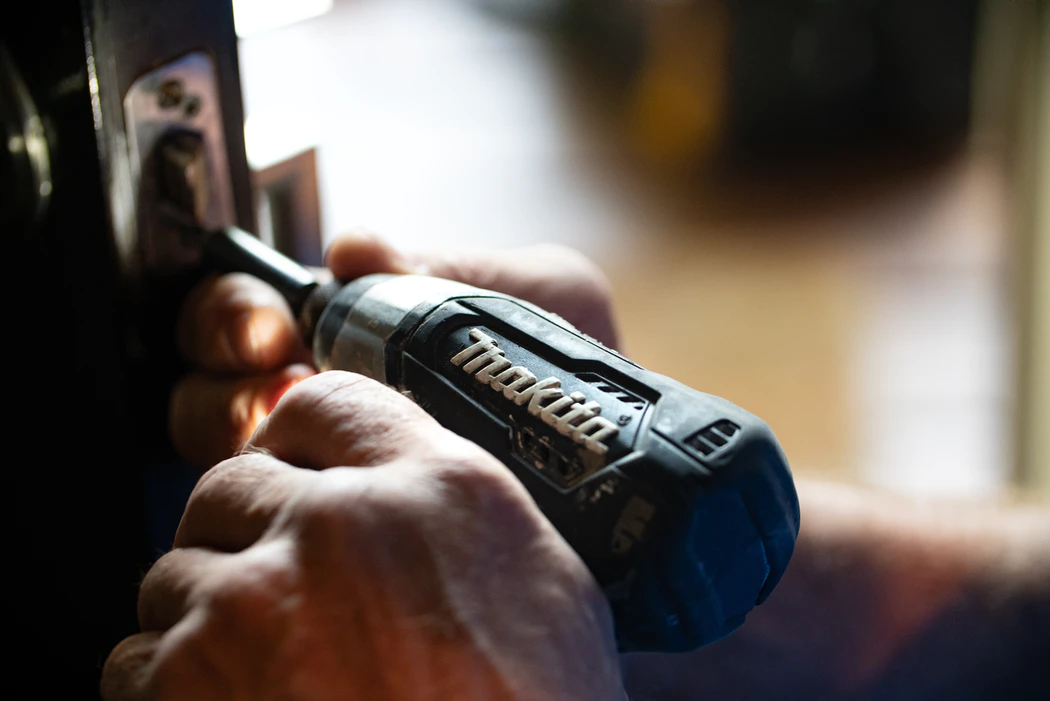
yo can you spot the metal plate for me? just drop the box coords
[124,51,236,273]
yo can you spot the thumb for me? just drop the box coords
[323,227,418,279]
[324,230,620,348]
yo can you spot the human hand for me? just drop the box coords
[170,231,620,469]
[103,372,623,700]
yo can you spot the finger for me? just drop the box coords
[137,547,231,632]
[321,227,417,279]
[101,632,162,701]
[408,243,619,348]
[325,232,620,347]
[173,451,308,551]
[170,364,315,470]
[178,272,306,372]
[247,371,459,470]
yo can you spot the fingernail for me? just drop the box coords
[399,254,429,275]
[222,311,253,366]
[351,227,419,274]
[234,308,282,366]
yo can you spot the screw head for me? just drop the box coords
[183,95,202,118]
[157,79,184,109]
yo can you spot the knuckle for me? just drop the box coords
[571,263,615,311]
[294,469,371,537]
[102,633,159,700]
[149,624,227,699]
[202,549,296,630]
[136,553,179,628]
[181,453,274,528]
[430,446,502,484]
[538,244,612,291]
[427,443,534,516]
[183,456,242,518]
[103,636,138,671]
[149,639,190,689]
[263,371,439,465]
[269,371,374,424]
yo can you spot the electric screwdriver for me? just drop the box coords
[202,226,800,654]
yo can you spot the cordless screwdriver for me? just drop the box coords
[202,226,800,654]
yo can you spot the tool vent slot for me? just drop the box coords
[516,428,587,486]
[685,420,741,457]
[576,372,645,409]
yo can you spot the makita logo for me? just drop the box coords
[451,329,619,455]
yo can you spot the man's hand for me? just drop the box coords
[103,232,623,700]
[170,232,619,469]
[104,372,622,700]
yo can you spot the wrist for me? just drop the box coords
[847,493,1050,699]
[962,505,1050,674]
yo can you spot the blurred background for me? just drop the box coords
[235,0,1049,500]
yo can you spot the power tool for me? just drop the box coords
[203,226,800,653]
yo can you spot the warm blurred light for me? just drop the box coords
[626,1,728,171]
[237,0,1021,497]
[232,0,333,38]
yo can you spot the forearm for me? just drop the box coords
[621,480,1050,700]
